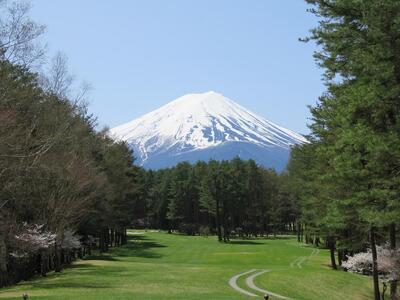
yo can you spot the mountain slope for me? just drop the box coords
[109,91,307,170]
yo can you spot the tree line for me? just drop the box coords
[132,159,299,242]
[285,1,400,299]
[0,1,140,287]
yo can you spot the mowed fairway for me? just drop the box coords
[0,231,372,300]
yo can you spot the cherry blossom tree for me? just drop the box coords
[61,229,81,250]
[10,223,56,258]
[343,245,400,300]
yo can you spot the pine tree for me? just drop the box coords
[305,1,400,298]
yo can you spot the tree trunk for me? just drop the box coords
[337,249,342,266]
[100,228,109,252]
[389,223,398,300]
[99,230,104,253]
[370,227,381,300]
[105,228,110,250]
[123,228,128,244]
[49,249,54,270]
[110,229,115,247]
[54,245,62,273]
[328,236,337,270]
[0,235,8,288]
[300,223,304,242]
[116,230,121,246]
[40,250,48,276]
[216,198,222,242]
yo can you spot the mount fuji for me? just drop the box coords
[109,91,307,171]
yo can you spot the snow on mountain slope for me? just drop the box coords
[109,91,307,170]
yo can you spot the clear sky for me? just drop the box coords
[31,0,324,135]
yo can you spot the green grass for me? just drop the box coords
[0,231,372,300]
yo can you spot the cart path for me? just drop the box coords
[245,269,292,299]
[228,269,259,297]
[290,248,320,269]
[228,269,292,299]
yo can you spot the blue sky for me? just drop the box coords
[31,0,324,134]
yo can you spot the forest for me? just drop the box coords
[285,1,400,299]
[0,1,140,287]
[133,160,298,241]
[1,1,400,300]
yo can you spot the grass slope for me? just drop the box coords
[0,231,372,300]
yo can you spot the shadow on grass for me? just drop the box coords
[267,235,295,240]
[4,265,118,291]
[229,240,264,245]
[80,235,166,261]
[231,235,294,241]
[83,255,118,261]
[12,235,168,291]
[110,235,166,259]
[29,280,114,290]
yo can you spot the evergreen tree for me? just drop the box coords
[303,1,400,298]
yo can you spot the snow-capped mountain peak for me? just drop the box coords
[110,91,307,170]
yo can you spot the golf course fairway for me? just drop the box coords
[0,231,373,300]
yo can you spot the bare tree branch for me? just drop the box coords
[0,0,46,67]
